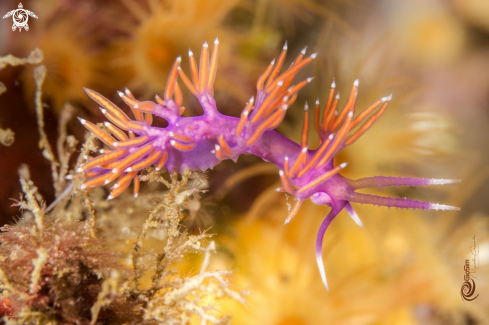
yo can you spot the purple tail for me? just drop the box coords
[316,203,347,291]
[348,176,460,190]
[348,192,459,211]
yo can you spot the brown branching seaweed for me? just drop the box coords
[128,170,247,324]
[1,166,138,325]
[1,142,245,325]
[0,51,246,323]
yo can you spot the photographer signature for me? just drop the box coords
[461,236,479,302]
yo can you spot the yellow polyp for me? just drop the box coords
[276,317,308,325]
[147,46,173,66]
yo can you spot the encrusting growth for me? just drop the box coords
[78,38,460,290]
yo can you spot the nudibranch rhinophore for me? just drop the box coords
[77,39,460,290]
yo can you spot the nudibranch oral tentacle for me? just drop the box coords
[78,39,461,290]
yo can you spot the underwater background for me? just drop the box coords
[0,0,488,324]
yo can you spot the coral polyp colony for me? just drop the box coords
[78,39,460,289]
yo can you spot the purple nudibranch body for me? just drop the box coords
[77,39,460,290]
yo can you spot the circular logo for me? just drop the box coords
[461,278,479,301]
[2,3,38,32]
[14,9,28,27]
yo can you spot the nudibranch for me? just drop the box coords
[77,39,459,290]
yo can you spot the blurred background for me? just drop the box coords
[0,0,488,324]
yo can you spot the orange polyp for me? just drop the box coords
[331,84,358,131]
[236,99,253,137]
[289,147,307,178]
[106,169,123,184]
[80,119,117,149]
[279,170,296,193]
[81,149,127,171]
[314,100,321,133]
[155,151,168,170]
[264,90,289,117]
[318,113,353,166]
[296,165,344,194]
[235,111,250,138]
[246,108,285,146]
[293,49,306,66]
[171,140,196,151]
[131,108,144,122]
[82,172,112,188]
[284,156,290,175]
[285,94,298,107]
[134,101,156,113]
[251,83,283,123]
[120,94,141,122]
[301,104,309,148]
[113,143,153,174]
[84,88,130,123]
[345,101,389,146]
[177,67,198,96]
[125,88,135,99]
[350,99,383,130]
[178,106,185,115]
[321,86,336,131]
[100,160,121,169]
[165,57,181,100]
[126,150,162,171]
[102,109,130,131]
[119,92,143,122]
[298,134,333,177]
[218,135,233,156]
[267,44,287,87]
[126,121,147,132]
[85,170,105,178]
[120,93,139,108]
[104,122,128,141]
[199,43,209,93]
[326,95,340,131]
[155,95,165,106]
[133,177,140,198]
[262,103,286,126]
[114,135,151,148]
[214,145,227,160]
[144,113,153,126]
[256,60,275,91]
[113,171,136,189]
[268,110,287,129]
[109,173,135,199]
[287,79,309,97]
[169,132,193,142]
[174,82,183,107]
[129,131,135,139]
[284,199,303,224]
[189,49,200,87]
[265,57,312,93]
[208,39,219,89]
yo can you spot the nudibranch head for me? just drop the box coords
[76,39,460,290]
